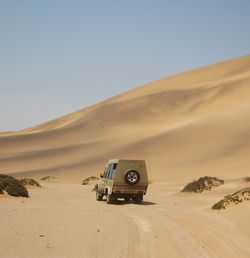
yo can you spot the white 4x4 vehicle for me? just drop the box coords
[96,159,149,204]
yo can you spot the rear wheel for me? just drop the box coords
[133,194,143,204]
[124,196,130,202]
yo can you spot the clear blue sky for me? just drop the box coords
[1,0,250,131]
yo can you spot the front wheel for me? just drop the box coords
[96,191,103,201]
[106,194,115,204]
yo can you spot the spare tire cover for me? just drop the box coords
[124,170,140,185]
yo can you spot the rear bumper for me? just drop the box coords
[113,185,147,195]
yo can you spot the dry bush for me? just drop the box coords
[92,184,98,192]
[212,187,250,210]
[181,176,224,193]
[82,176,99,185]
[19,178,41,187]
[40,176,57,181]
[0,174,29,197]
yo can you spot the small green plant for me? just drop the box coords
[0,174,29,197]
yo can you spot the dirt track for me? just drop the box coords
[1,182,250,258]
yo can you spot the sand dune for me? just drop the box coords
[1,54,250,182]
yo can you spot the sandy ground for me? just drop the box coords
[1,180,250,258]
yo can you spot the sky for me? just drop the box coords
[1,0,250,131]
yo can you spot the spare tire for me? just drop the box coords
[124,170,140,185]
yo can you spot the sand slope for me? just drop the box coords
[1,54,250,181]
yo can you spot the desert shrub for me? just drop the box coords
[212,200,226,210]
[0,174,29,197]
[19,178,41,187]
[82,176,99,185]
[181,176,224,193]
[243,177,250,182]
[92,184,98,192]
[40,176,57,181]
[212,187,250,210]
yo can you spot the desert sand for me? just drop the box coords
[1,181,250,258]
[1,54,250,257]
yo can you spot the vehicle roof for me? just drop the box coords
[108,159,145,164]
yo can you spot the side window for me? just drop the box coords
[111,163,117,179]
[105,163,118,179]
[109,164,115,179]
[107,164,113,179]
[103,167,108,178]
[104,165,111,179]
[109,164,113,179]
[105,164,111,179]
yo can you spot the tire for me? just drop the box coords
[124,170,140,185]
[124,196,130,202]
[96,191,103,201]
[106,194,115,204]
[133,194,143,204]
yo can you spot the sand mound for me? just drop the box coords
[181,176,224,193]
[82,176,99,185]
[0,174,29,197]
[19,178,41,187]
[243,176,250,182]
[212,187,250,210]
